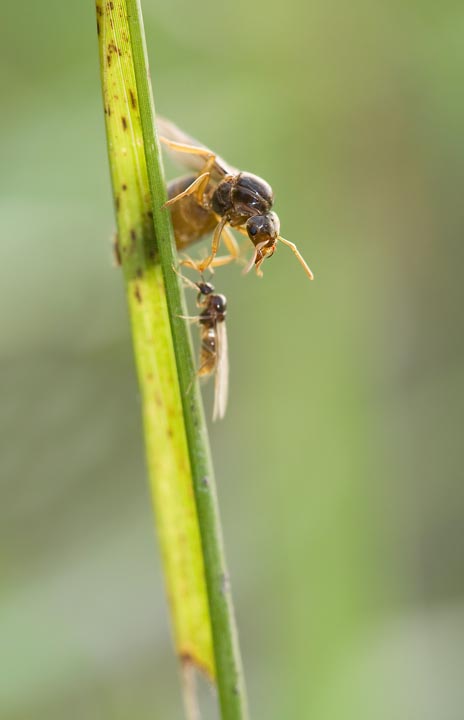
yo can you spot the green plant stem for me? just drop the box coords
[96,0,214,690]
[125,2,249,718]
[96,0,249,715]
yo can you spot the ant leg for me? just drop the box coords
[243,247,259,276]
[179,253,236,271]
[221,225,241,261]
[185,358,211,397]
[278,236,314,280]
[182,356,212,397]
[243,239,269,276]
[171,263,202,292]
[178,222,239,273]
[181,218,227,274]
[177,314,201,323]
[179,253,228,272]
[199,227,245,269]
[254,257,265,278]
[179,255,207,273]
[163,172,211,208]
[192,216,229,273]
[159,137,217,176]
[207,255,236,268]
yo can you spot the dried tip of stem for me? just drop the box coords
[181,659,200,720]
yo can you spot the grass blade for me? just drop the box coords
[96,0,213,682]
[96,1,249,717]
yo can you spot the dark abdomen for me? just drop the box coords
[168,175,217,250]
[198,326,217,377]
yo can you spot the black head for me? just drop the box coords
[246,211,280,258]
[196,281,215,297]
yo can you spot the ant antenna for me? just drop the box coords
[278,236,314,280]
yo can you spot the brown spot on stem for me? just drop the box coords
[129,89,137,109]
[121,183,127,191]
[121,116,128,131]
[115,195,120,211]
[134,284,142,303]
[96,19,100,35]
[136,267,143,279]
[108,41,122,57]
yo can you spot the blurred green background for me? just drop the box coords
[2,1,464,718]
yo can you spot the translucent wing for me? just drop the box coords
[157,116,237,180]
[212,320,229,421]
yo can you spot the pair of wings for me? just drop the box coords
[157,116,238,182]
[213,320,229,422]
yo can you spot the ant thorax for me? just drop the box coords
[211,172,274,225]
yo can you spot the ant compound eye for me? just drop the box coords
[246,216,262,240]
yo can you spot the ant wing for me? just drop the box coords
[212,320,229,421]
[157,116,237,181]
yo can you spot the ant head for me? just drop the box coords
[244,211,314,280]
[245,211,280,268]
[246,211,280,246]
[196,280,215,296]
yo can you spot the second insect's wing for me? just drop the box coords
[212,320,229,422]
[157,116,237,181]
